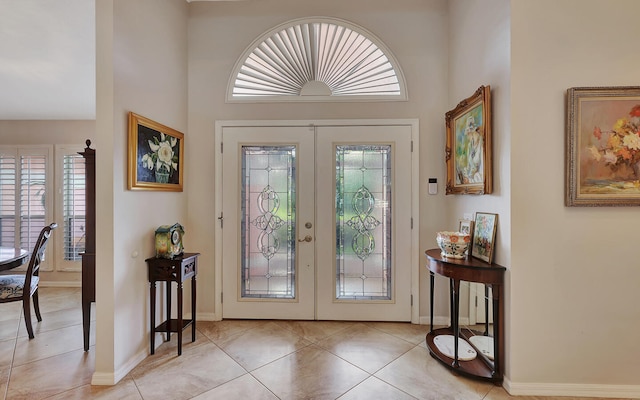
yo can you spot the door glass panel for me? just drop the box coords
[241,146,296,299]
[335,145,391,300]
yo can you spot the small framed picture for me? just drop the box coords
[471,212,498,263]
[458,219,474,235]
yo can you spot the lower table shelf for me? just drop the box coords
[426,327,498,382]
[155,318,194,333]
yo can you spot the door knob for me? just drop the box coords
[298,235,313,243]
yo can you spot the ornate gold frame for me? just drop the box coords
[566,86,640,206]
[445,85,492,195]
[127,112,184,192]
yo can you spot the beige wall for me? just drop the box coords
[187,0,450,318]
[94,0,188,384]
[510,0,640,394]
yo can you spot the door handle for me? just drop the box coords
[298,235,313,243]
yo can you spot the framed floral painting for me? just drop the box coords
[471,212,497,264]
[445,85,492,195]
[128,112,184,191]
[566,86,640,206]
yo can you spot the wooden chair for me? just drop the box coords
[0,223,57,339]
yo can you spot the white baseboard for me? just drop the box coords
[39,281,81,288]
[196,312,220,322]
[91,348,148,386]
[504,376,640,399]
[418,316,469,326]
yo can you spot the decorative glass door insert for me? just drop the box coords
[336,145,391,300]
[241,146,296,299]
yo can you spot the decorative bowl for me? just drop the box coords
[436,231,471,259]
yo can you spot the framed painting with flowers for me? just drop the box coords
[128,112,184,191]
[566,87,640,206]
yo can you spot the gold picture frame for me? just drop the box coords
[566,86,640,206]
[445,85,492,195]
[128,112,184,192]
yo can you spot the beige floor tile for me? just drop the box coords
[130,341,246,400]
[18,306,83,338]
[0,366,9,400]
[364,321,429,345]
[317,323,415,374]
[375,345,493,400]
[0,303,22,322]
[274,320,355,343]
[46,378,143,400]
[215,321,311,371]
[191,374,278,400]
[31,288,81,314]
[5,348,95,400]
[196,319,270,343]
[338,376,418,400]
[12,323,93,366]
[0,339,16,369]
[252,344,369,400]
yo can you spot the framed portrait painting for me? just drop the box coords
[128,112,184,191]
[471,212,497,264]
[445,85,492,195]
[566,86,640,206]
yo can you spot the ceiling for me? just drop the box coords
[0,0,95,120]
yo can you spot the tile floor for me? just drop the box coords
[0,287,626,400]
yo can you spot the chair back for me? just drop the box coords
[24,223,57,291]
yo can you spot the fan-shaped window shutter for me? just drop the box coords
[228,17,407,102]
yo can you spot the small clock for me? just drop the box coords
[155,223,184,259]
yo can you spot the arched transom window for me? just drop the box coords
[228,17,407,102]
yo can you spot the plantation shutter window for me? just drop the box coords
[0,154,17,248]
[63,154,86,261]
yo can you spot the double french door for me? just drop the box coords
[219,123,415,321]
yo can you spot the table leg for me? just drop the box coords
[451,278,461,368]
[485,285,490,336]
[177,281,183,356]
[166,281,172,342]
[492,283,503,379]
[429,271,434,333]
[191,276,196,342]
[150,281,156,355]
[82,299,91,351]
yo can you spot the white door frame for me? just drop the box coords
[214,119,420,324]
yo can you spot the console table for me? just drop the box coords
[146,253,199,356]
[424,249,506,383]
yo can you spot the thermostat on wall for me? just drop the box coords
[428,178,437,195]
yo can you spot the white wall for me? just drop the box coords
[510,0,640,396]
[94,0,188,384]
[187,0,450,319]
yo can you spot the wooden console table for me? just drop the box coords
[424,249,506,383]
[146,253,199,356]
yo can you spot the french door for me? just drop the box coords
[219,122,415,321]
